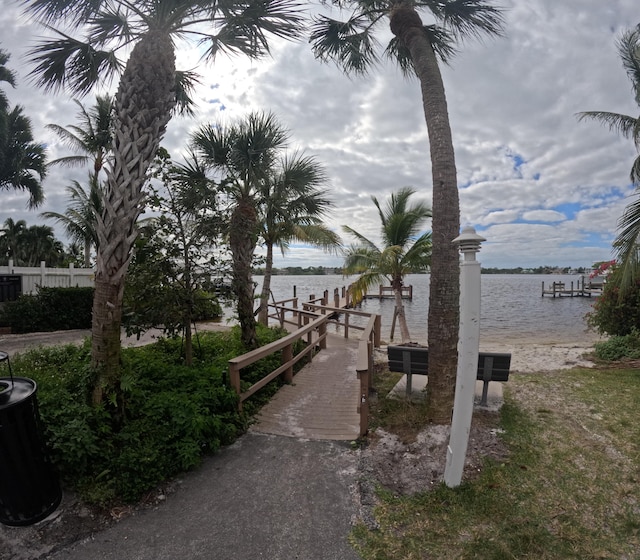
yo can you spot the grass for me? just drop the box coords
[352,366,640,559]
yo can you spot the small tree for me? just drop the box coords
[124,151,226,365]
[342,187,432,343]
[587,264,640,336]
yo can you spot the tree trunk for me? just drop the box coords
[257,242,274,325]
[91,31,176,404]
[230,198,258,349]
[390,2,460,424]
[392,275,411,343]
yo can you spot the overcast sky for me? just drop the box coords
[1,0,639,270]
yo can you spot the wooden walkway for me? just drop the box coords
[250,334,361,441]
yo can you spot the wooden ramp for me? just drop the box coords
[250,334,361,441]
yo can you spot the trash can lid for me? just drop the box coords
[0,377,36,408]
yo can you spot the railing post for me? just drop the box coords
[229,362,242,412]
[282,343,293,383]
[344,313,349,339]
[356,338,370,437]
[374,315,381,347]
[334,289,339,308]
[319,321,327,350]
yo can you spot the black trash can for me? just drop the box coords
[0,359,62,526]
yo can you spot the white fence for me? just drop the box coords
[1,260,94,296]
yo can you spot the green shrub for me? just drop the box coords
[9,326,292,505]
[586,268,640,336]
[593,331,640,361]
[0,287,93,333]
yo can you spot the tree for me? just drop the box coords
[46,95,114,174]
[0,47,46,208]
[191,111,290,349]
[23,0,304,403]
[124,150,224,366]
[257,152,341,325]
[0,218,67,266]
[342,187,431,343]
[41,178,105,267]
[578,25,640,293]
[43,96,114,267]
[310,0,505,423]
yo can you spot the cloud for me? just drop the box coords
[0,0,639,270]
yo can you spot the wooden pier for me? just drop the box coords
[541,277,603,298]
[363,285,413,300]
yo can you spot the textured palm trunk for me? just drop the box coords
[390,2,460,424]
[257,242,275,325]
[230,198,258,349]
[91,31,176,404]
[392,275,411,343]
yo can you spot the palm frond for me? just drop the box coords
[435,0,505,41]
[310,14,380,76]
[618,26,640,106]
[174,69,200,116]
[342,225,379,252]
[576,111,639,141]
[27,30,123,95]
[22,0,104,27]
[614,193,640,292]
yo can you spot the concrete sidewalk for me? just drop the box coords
[6,434,362,560]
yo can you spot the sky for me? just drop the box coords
[1,0,639,270]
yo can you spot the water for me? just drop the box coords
[253,274,600,345]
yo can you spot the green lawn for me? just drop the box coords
[353,367,640,559]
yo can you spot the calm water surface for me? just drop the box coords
[254,274,600,345]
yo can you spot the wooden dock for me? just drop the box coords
[541,278,603,298]
[363,285,413,300]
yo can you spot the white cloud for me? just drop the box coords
[1,0,639,270]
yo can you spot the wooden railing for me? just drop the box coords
[228,297,381,435]
[228,314,328,412]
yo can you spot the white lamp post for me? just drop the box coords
[444,226,486,488]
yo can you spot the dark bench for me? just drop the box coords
[387,345,511,405]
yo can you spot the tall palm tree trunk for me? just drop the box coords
[258,242,275,325]
[91,31,176,404]
[230,199,259,349]
[391,3,460,424]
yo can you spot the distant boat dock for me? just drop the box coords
[541,276,604,298]
[363,285,413,300]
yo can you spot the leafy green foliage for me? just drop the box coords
[593,331,640,361]
[9,326,290,504]
[586,267,640,336]
[0,286,93,332]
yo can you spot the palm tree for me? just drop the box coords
[0,218,27,264]
[41,177,104,267]
[43,96,113,267]
[578,25,640,292]
[46,95,114,175]
[191,111,289,349]
[342,187,431,343]
[257,152,341,325]
[0,47,46,208]
[310,0,504,423]
[23,0,304,402]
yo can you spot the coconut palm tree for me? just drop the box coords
[22,0,304,402]
[191,111,290,348]
[41,177,104,267]
[46,95,114,175]
[43,96,113,267]
[0,218,27,264]
[342,187,432,343]
[0,47,46,208]
[257,152,341,325]
[310,0,504,423]
[578,25,640,292]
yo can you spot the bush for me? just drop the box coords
[0,287,93,333]
[586,267,640,336]
[10,325,290,505]
[593,331,640,361]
